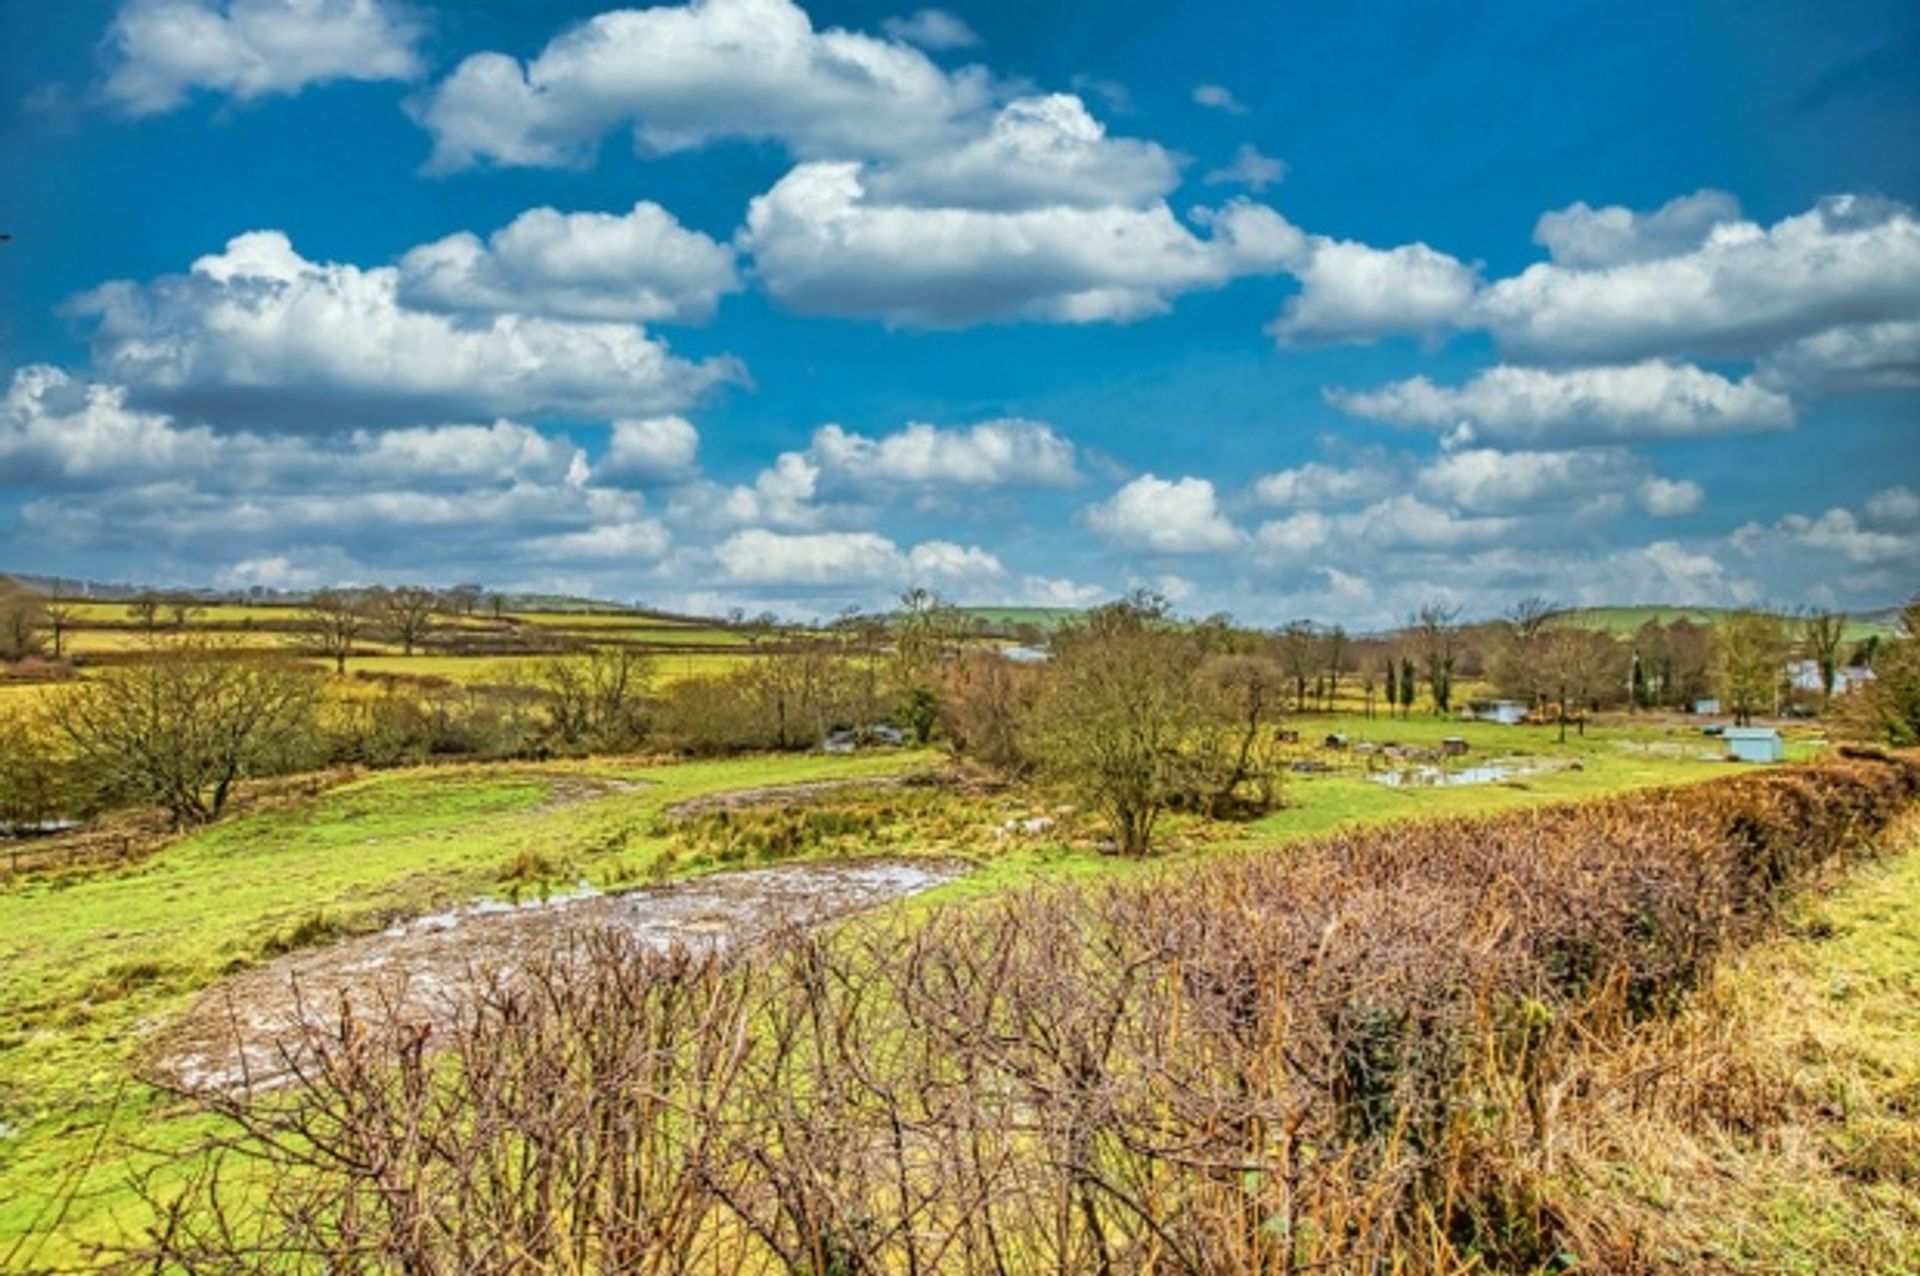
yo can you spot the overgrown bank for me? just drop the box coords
[122,752,1920,1273]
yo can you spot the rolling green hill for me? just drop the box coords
[1556,605,1900,645]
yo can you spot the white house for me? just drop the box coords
[1786,659,1878,695]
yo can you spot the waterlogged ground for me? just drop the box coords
[154,858,968,1093]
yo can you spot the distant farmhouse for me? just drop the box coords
[1785,659,1877,695]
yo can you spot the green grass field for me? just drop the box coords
[1559,604,1898,645]
[0,713,1834,1263]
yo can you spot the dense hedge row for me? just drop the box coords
[132,753,1920,1273]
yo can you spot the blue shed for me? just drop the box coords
[1725,727,1784,763]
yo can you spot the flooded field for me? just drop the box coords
[151,857,968,1093]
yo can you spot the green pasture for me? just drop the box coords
[0,712,1830,1263]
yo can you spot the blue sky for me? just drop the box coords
[1,0,1916,624]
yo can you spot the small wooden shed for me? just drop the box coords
[1725,727,1784,763]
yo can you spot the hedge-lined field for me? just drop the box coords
[124,753,1920,1273]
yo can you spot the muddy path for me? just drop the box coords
[150,857,968,1094]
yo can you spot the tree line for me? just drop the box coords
[5,582,1916,855]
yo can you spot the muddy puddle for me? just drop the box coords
[1368,758,1574,788]
[151,857,968,1094]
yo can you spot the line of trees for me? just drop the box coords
[9,582,1913,847]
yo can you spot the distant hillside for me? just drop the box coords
[1556,605,1900,645]
[951,606,1088,633]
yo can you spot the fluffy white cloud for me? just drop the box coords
[1192,83,1246,114]
[1865,485,1920,525]
[1532,189,1742,268]
[711,528,998,585]
[101,0,425,116]
[694,453,825,529]
[1085,474,1242,553]
[1249,459,1394,508]
[1638,476,1703,517]
[413,0,993,172]
[1205,144,1285,192]
[1336,495,1515,551]
[70,231,740,426]
[1755,320,1920,394]
[879,8,980,50]
[1251,510,1332,559]
[2,364,221,485]
[397,201,740,324]
[907,539,1005,581]
[1015,575,1107,606]
[1330,360,1793,445]
[675,418,1078,530]
[1268,237,1479,345]
[601,416,701,483]
[1,365,589,491]
[808,419,1077,488]
[861,94,1180,211]
[1603,540,1756,606]
[526,519,672,560]
[1479,195,1920,362]
[1417,447,1645,514]
[1734,505,1919,567]
[744,162,1301,325]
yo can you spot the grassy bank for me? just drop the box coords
[1541,808,1920,1271]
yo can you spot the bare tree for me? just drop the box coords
[1199,653,1287,815]
[1540,628,1625,741]
[1715,610,1790,726]
[51,639,318,825]
[536,647,653,750]
[1801,609,1848,700]
[1025,595,1210,855]
[1410,602,1463,715]
[1275,620,1321,712]
[0,580,46,661]
[41,580,78,660]
[1323,624,1349,710]
[127,590,165,636]
[165,592,204,629]
[303,590,370,674]
[374,585,440,656]
[1491,596,1558,706]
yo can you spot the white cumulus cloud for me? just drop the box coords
[1085,474,1242,553]
[1479,194,1920,363]
[397,201,740,324]
[411,0,993,172]
[1330,360,1793,445]
[601,416,701,484]
[879,8,980,50]
[1205,144,1285,192]
[743,161,1302,325]
[1531,189,1742,268]
[101,0,426,116]
[69,230,741,427]
[1269,237,1480,346]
